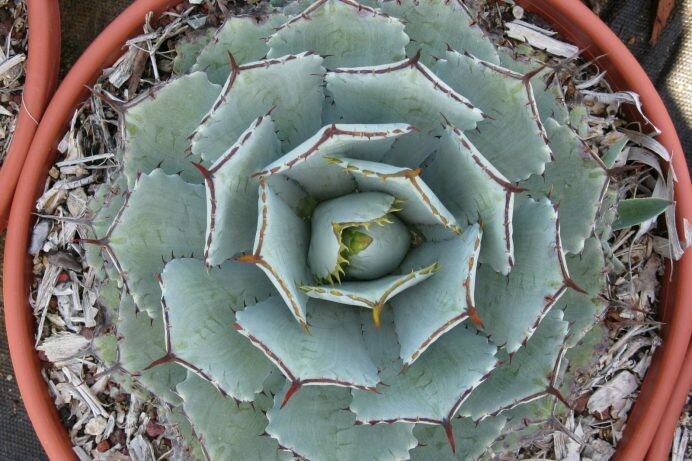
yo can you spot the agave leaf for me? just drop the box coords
[108,170,206,317]
[280,0,319,14]
[498,46,569,125]
[301,263,438,319]
[423,126,516,274]
[117,293,186,405]
[177,373,288,460]
[458,309,569,420]
[160,258,277,401]
[161,406,206,461]
[342,214,412,281]
[411,415,507,460]
[200,115,282,266]
[267,0,408,68]
[601,134,629,169]
[267,384,417,461]
[87,175,128,245]
[612,197,672,230]
[558,237,607,347]
[351,315,496,431]
[235,297,380,393]
[560,324,608,398]
[392,224,482,366]
[191,14,288,85]
[263,175,314,219]
[123,72,221,186]
[570,104,590,139]
[92,333,118,366]
[434,50,552,182]
[486,395,556,457]
[326,55,483,132]
[191,52,325,162]
[245,180,312,326]
[173,28,215,75]
[257,123,416,200]
[476,198,568,354]
[380,129,438,168]
[596,189,619,242]
[381,0,499,66]
[84,175,128,276]
[522,118,609,254]
[330,157,461,232]
[307,191,398,280]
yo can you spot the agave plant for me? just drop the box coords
[84,0,665,458]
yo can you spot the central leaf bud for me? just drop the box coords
[307,192,411,282]
[340,215,410,280]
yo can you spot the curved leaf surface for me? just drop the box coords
[326,55,483,133]
[267,385,417,461]
[161,258,277,401]
[476,198,567,354]
[392,225,483,366]
[201,115,282,266]
[108,170,206,317]
[123,73,221,186]
[434,50,552,182]
[267,0,408,68]
[192,14,287,84]
[423,125,517,274]
[192,52,325,162]
[235,298,380,392]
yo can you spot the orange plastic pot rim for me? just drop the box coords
[0,0,60,231]
[4,1,690,460]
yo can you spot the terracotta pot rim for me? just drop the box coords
[0,0,60,231]
[3,1,690,460]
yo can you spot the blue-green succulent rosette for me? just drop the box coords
[87,0,617,459]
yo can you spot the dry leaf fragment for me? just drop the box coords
[587,371,639,419]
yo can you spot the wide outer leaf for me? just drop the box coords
[381,0,499,66]
[522,118,609,254]
[116,293,185,405]
[235,298,380,391]
[423,125,516,274]
[191,52,325,162]
[191,14,288,85]
[326,56,483,133]
[458,309,568,420]
[351,318,497,425]
[558,237,608,347]
[84,175,127,275]
[498,46,570,125]
[434,50,552,182]
[178,373,288,460]
[267,384,417,461]
[476,198,566,354]
[172,28,214,75]
[411,415,507,460]
[267,0,408,68]
[123,72,221,186]
[108,170,206,317]
[160,258,277,401]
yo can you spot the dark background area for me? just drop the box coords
[0,1,688,459]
